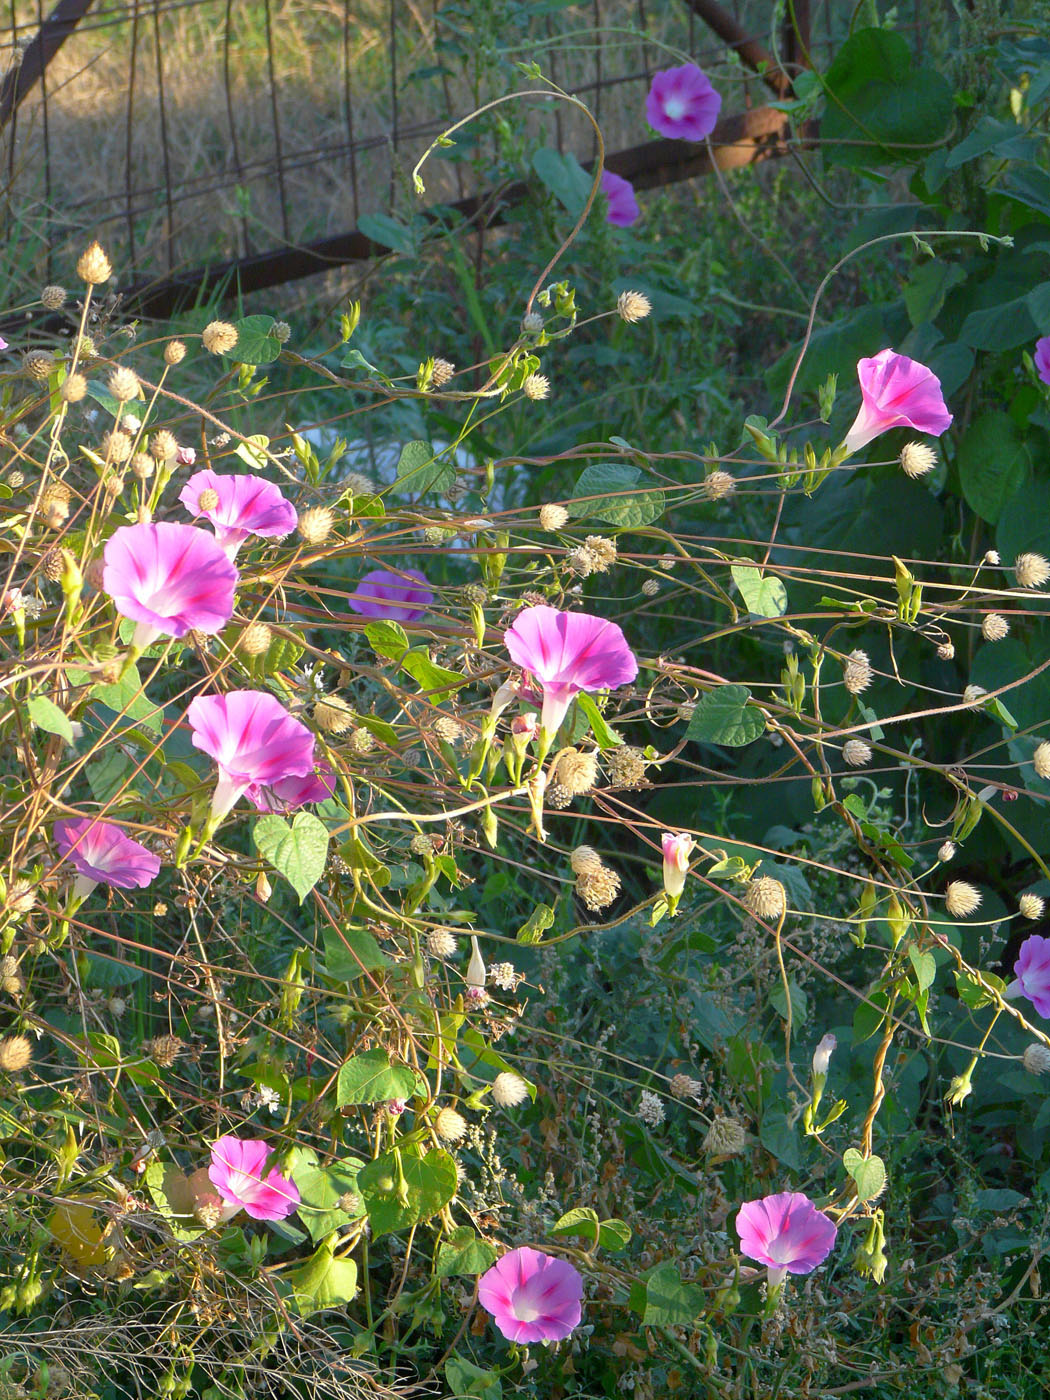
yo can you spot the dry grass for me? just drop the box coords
[0,0,751,292]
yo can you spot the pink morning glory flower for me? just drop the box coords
[1007,933,1050,1017]
[179,470,298,558]
[601,169,640,228]
[207,1135,300,1222]
[503,605,638,737]
[347,567,433,622]
[842,349,953,454]
[661,831,695,903]
[0,335,8,351]
[102,521,239,649]
[645,63,722,142]
[478,1246,583,1344]
[1035,336,1050,386]
[736,1191,837,1287]
[186,690,317,821]
[54,817,160,900]
[245,764,337,813]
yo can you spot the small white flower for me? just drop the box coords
[638,1090,665,1127]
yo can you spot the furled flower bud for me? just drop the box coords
[812,1033,836,1076]
[466,934,486,989]
[661,831,695,904]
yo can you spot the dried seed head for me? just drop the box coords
[41,549,64,581]
[433,715,463,746]
[197,488,220,512]
[201,320,238,355]
[434,1106,468,1143]
[843,649,873,695]
[521,312,544,334]
[642,578,660,596]
[944,880,982,918]
[0,1034,32,1073]
[430,358,455,387]
[570,845,603,876]
[576,866,621,911]
[522,373,550,401]
[938,840,956,862]
[899,441,937,478]
[107,366,140,403]
[130,452,154,481]
[538,503,569,531]
[936,639,955,660]
[1019,893,1045,920]
[984,550,1000,565]
[584,535,616,570]
[22,350,53,380]
[349,726,376,754]
[40,284,67,310]
[617,289,652,323]
[463,583,489,607]
[76,241,112,285]
[164,339,187,366]
[962,684,986,706]
[700,470,735,501]
[427,928,457,959]
[298,506,337,545]
[40,482,71,528]
[149,430,178,461]
[272,321,291,344]
[314,697,354,734]
[670,1072,705,1101]
[149,1035,184,1067]
[342,471,374,498]
[238,621,273,656]
[552,747,599,796]
[101,430,133,463]
[745,876,786,921]
[1023,1043,1050,1076]
[60,372,87,404]
[409,833,434,857]
[491,1072,529,1108]
[981,613,1009,641]
[74,335,98,361]
[545,783,571,809]
[606,744,649,789]
[1033,741,1050,779]
[703,1115,747,1156]
[843,738,872,767]
[1016,552,1050,589]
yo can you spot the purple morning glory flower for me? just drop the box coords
[347,568,433,622]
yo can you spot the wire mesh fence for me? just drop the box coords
[0,0,847,309]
